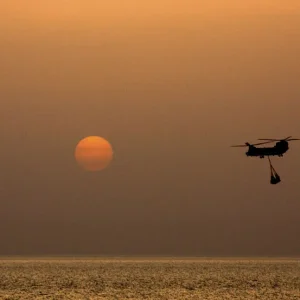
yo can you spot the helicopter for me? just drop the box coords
[231,136,300,158]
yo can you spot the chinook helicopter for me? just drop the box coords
[231,136,300,158]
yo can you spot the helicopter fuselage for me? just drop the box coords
[246,141,289,158]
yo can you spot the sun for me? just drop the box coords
[74,136,113,171]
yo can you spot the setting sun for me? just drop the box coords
[74,136,113,171]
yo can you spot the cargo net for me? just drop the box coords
[268,156,281,185]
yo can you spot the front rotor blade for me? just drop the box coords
[283,136,292,140]
[286,138,300,141]
[231,145,248,147]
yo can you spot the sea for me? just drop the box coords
[0,257,299,299]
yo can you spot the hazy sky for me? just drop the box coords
[1,1,300,256]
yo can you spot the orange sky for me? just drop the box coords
[1,1,300,255]
[2,1,300,17]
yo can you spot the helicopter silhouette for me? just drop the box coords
[231,136,300,159]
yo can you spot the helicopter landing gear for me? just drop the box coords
[260,155,264,158]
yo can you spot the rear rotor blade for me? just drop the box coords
[286,138,300,141]
[258,138,281,141]
[259,136,293,141]
[252,141,275,146]
[231,144,248,147]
